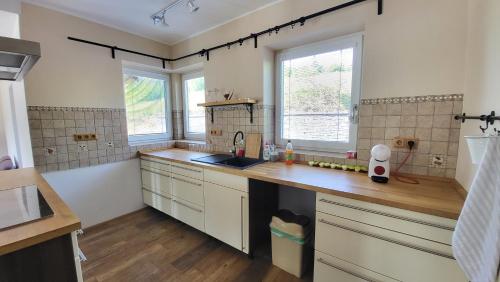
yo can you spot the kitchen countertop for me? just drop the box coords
[141,149,466,220]
[0,168,81,256]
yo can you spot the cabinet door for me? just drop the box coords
[204,182,249,253]
[141,169,171,197]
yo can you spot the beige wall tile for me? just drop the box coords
[416,115,433,128]
[402,103,417,115]
[433,115,452,128]
[386,116,401,127]
[372,116,386,128]
[434,101,453,114]
[431,128,450,142]
[417,102,435,115]
[415,128,432,140]
[387,104,402,115]
[373,104,387,115]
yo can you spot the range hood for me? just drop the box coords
[0,36,41,81]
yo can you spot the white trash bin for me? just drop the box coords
[270,210,311,278]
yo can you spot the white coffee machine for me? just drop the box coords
[368,144,391,183]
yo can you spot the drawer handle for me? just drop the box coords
[172,177,202,187]
[318,218,455,260]
[241,195,245,251]
[173,199,203,213]
[141,159,170,167]
[172,164,202,173]
[143,188,172,200]
[317,258,388,282]
[318,198,454,231]
[141,168,170,177]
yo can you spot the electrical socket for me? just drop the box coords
[210,129,222,136]
[44,147,56,156]
[78,144,88,152]
[392,137,418,149]
[107,142,114,148]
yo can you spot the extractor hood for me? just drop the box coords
[0,36,41,81]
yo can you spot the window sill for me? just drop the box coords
[127,139,174,147]
[174,139,207,145]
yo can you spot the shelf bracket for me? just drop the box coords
[245,104,254,124]
[207,107,214,124]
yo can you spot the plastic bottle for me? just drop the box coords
[263,143,270,161]
[285,140,294,165]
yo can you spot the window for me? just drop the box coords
[182,72,206,140]
[122,68,171,144]
[276,34,362,152]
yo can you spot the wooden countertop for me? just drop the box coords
[0,168,81,256]
[141,149,466,220]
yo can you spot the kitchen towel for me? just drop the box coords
[452,137,500,282]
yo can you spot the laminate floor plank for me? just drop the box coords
[79,208,311,282]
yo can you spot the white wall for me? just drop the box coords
[42,159,144,228]
[21,3,170,108]
[455,0,500,190]
[20,3,171,227]
[172,0,467,102]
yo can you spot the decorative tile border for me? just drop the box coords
[360,94,463,105]
[27,106,125,112]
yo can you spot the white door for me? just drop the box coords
[204,182,248,253]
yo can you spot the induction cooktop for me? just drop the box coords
[0,185,54,231]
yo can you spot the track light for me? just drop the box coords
[187,0,199,13]
[152,0,199,26]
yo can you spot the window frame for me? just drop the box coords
[275,33,363,153]
[122,68,172,145]
[182,71,206,140]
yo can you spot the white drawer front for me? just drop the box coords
[172,197,205,232]
[316,193,456,245]
[172,173,204,206]
[204,169,248,192]
[141,169,171,197]
[314,251,400,282]
[315,212,466,282]
[143,189,172,216]
[141,158,171,172]
[171,163,203,180]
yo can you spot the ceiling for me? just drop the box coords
[23,0,280,45]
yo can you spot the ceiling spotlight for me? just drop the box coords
[152,0,199,26]
[187,0,199,13]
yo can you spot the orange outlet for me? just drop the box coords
[74,133,97,141]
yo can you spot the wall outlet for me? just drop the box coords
[107,142,114,148]
[44,147,56,156]
[392,137,418,149]
[210,129,222,136]
[430,154,446,168]
[78,144,88,152]
[74,133,97,141]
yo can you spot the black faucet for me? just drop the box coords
[232,131,244,156]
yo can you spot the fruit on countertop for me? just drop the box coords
[307,161,368,174]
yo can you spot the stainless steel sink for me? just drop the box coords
[191,154,265,169]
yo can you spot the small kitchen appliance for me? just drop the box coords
[368,144,391,183]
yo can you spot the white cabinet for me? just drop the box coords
[143,189,172,216]
[141,169,171,197]
[171,174,204,206]
[204,182,249,253]
[314,192,467,282]
[172,197,205,231]
[314,250,400,282]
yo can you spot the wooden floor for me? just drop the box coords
[79,208,312,282]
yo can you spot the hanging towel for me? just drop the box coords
[452,137,500,282]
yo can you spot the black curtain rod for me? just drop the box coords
[67,0,382,67]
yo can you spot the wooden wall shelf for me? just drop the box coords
[198,98,257,124]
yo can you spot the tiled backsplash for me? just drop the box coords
[27,106,175,172]
[28,94,463,178]
[206,104,274,153]
[357,94,463,177]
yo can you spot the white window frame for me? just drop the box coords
[275,33,363,153]
[182,71,206,140]
[122,68,172,145]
